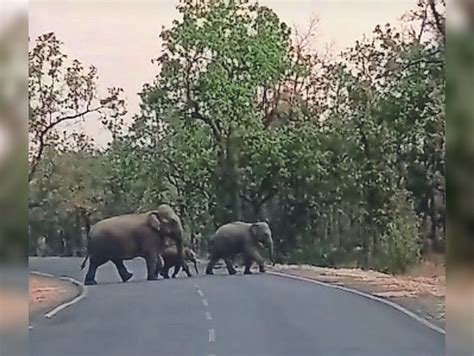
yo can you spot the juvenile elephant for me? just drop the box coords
[205,221,274,275]
[160,246,199,279]
[80,204,184,285]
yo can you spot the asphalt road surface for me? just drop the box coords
[29,257,444,356]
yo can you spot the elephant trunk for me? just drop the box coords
[175,226,184,265]
[268,239,274,264]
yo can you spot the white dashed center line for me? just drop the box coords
[194,284,216,349]
[208,329,216,343]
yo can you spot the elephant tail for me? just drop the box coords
[80,255,89,270]
[79,208,91,270]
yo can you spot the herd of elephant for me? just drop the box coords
[79,204,274,285]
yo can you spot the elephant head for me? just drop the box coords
[149,204,184,261]
[249,222,274,263]
[184,247,199,274]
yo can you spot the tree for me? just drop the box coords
[28,32,126,183]
[28,1,446,273]
[140,0,297,225]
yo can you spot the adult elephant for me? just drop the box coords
[205,221,274,275]
[80,204,184,285]
[160,246,199,279]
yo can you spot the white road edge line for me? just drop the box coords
[44,276,88,319]
[30,271,54,278]
[205,311,212,320]
[268,271,446,335]
[202,299,209,307]
[208,329,215,343]
[197,289,205,297]
[30,271,88,319]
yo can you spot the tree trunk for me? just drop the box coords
[214,133,241,225]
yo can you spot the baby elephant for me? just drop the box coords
[206,221,274,275]
[160,246,199,279]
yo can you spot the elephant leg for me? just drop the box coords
[172,263,181,278]
[177,262,192,278]
[161,266,170,279]
[84,257,107,285]
[224,257,237,275]
[154,255,164,278]
[248,249,266,273]
[145,254,158,281]
[112,259,133,283]
[243,255,253,275]
[205,256,219,275]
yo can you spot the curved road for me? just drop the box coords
[29,257,444,356]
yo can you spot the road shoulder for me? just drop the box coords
[29,272,81,320]
[270,263,445,330]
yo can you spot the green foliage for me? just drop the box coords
[28,0,445,273]
[377,191,421,273]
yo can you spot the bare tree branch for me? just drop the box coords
[417,1,429,43]
[190,102,221,139]
[429,0,445,42]
[29,105,106,181]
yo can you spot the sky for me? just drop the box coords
[29,0,415,144]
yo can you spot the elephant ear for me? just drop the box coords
[149,212,161,232]
[249,223,261,242]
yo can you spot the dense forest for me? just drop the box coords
[28,0,446,273]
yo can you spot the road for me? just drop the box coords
[29,257,444,356]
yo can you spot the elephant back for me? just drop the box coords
[215,221,252,240]
[89,213,152,240]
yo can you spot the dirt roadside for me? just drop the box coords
[271,259,445,329]
[29,273,80,319]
